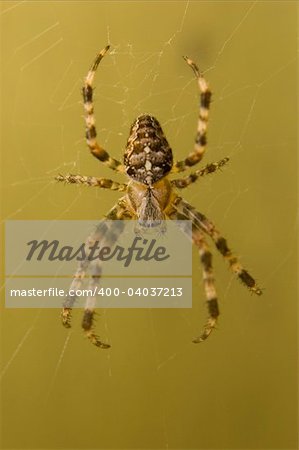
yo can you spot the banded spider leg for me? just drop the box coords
[62,199,131,348]
[167,196,262,341]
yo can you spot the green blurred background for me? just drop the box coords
[0,1,297,449]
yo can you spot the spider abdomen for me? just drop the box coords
[124,114,173,186]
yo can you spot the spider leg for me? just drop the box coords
[61,219,115,328]
[83,45,124,173]
[167,209,219,342]
[81,265,109,348]
[172,56,211,173]
[192,231,219,342]
[171,197,262,295]
[61,198,132,348]
[171,157,229,189]
[56,174,127,192]
[81,218,126,348]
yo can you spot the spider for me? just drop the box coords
[56,45,262,348]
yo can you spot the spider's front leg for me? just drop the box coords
[172,56,212,173]
[83,45,124,173]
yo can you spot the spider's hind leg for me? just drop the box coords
[168,209,219,342]
[192,227,219,344]
[61,199,131,348]
[56,174,127,191]
[193,228,220,342]
[80,217,127,348]
[174,198,262,295]
[61,219,111,330]
[81,266,111,349]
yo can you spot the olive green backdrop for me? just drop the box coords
[0,1,297,449]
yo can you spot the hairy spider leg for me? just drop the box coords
[173,56,212,173]
[62,199,131,348]
[168,214,220,342]
[171,157,229,189]
[172,197,262,295]
[82,45,124,172]
[56,174,127,191]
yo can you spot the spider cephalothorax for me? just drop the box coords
[57,45,262,348]
[124,114,173,186]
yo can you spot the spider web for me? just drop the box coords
[0,2,297,450]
